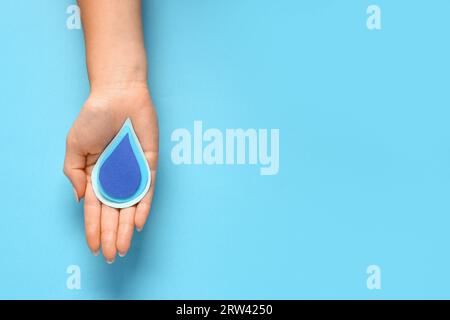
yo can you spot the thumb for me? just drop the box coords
[63,139,87,202]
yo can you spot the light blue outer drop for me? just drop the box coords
[91,119,151,209]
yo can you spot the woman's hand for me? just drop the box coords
[64,85,158,262]
[65,0,155,263]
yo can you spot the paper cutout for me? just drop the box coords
[91,119,151,208]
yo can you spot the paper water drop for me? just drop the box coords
[91,119,151,209]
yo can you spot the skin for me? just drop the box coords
[63,0,158,263]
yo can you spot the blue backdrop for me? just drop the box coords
[1,0,450,299]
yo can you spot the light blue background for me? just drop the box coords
[0,0,449,299]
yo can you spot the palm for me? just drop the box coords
[64,87,158,262]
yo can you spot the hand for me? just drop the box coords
[64,85,158,263]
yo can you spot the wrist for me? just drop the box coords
[87,75,151,112]
[88,60,148,93]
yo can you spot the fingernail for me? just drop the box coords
[92,250,99,256]
[118,252,127,258]
[137,227,143,232]
[106,258,115,264]
[73,188,79,202]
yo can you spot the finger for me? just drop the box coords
[135,167,156,231]
[101,204,119,263]
[63,133,87,201]
[84,181,101,255]
[116,206,135,257]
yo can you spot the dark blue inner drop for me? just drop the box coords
[99,133,142,200]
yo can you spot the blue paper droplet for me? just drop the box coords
[98,133,142,200]
[91,119,151,208]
